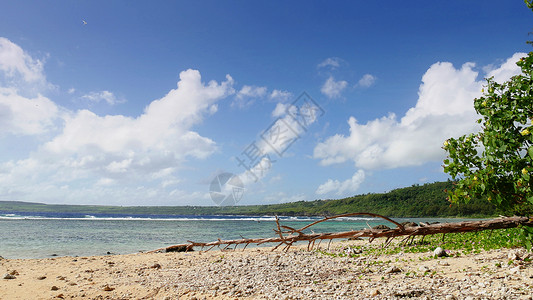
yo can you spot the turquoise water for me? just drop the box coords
[0,213,473,259]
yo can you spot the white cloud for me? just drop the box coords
[263,191,305,204]
[272,102,288,118]
[318,57,342,69]
[356,74,376,88]
[0,38,59,136]
[44,69,234,166]
[0,37,45,84]
[0,37,243,205]
[316,170,365,196]
[0,59,235,205]
[269,89,292,102]
[314,53,524,171]
[232,85,267,108]
[0,87,59,136]
[81,90,125,105]
[486,52,526,84]
[236,85,267,99]
[321,76,348,99]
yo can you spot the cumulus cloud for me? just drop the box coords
[43,69,234,173]
[0,87,59,136]
[485,53,526,84]
[237,85,267,99]
[314,53,525,172]
[317,57,342,69]
[316,170,365,195]
[356,74,376,88]
[0,37,45,84]
[81,90,125,105]
[0,37,236,205]
[272,102,288,118]
[0,38,59,136]
[232,85,267,108]
[321,76,348,99]
[269,89,292,102]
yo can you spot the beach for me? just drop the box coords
[1,239,532,300]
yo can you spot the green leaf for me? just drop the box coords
[528,146,533,160]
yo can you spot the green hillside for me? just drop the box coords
[0,181,502,218]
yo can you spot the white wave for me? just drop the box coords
[0,214,379,222]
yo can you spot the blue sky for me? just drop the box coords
[0,1,531,206]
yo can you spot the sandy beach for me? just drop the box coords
[1,240,532,300]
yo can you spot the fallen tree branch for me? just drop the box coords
[149,214,533,253]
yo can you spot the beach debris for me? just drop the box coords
[394,290,424,298]
[150,214,533,254]
[37,276,46,280]
[151,263,162,269]
[9,270,18,276]
[385,266,401,273]
[3,273,16,279]
[103,285,115,291]
[434,247,446,257]
[165,245,194,253]
[51,285,59,291]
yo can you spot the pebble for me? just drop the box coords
[434,247,446,257]
[103,285,115,291]
[151,263,162,269]
[508,250,520,261]
[385,266,402,273]
[418,265,431,273]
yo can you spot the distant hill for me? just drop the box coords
[0,181,502,218]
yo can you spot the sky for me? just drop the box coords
[0,1,531,206]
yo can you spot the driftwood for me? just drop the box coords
[149,213,533,253]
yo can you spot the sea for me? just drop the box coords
[0,211,475,259]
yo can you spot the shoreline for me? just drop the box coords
[1,240,532,299]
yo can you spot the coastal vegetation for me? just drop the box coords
[0,181,502,218]
[443,7,533,247]
[322,227,524,258]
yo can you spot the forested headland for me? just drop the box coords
[0,181,502,218]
